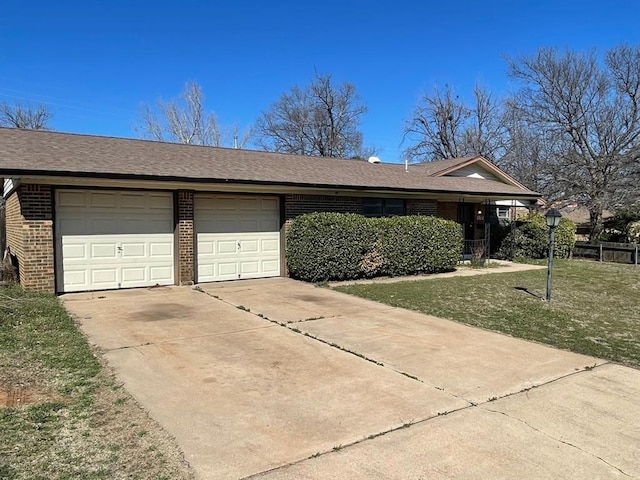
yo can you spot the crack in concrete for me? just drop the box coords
[196,286,624,478]
[239,404,472,480]
[288,315,335,324]
[195,285,609,411]
[242,365,616,478]
[481,406,631,477]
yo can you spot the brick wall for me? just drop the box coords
[284,194,364,221]
[286,195,442,219]
[176,190,194,285]
[406,199,438,216]
[5,184,55,292]
[437,202,459,222]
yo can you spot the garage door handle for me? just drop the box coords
[237,241,241,251]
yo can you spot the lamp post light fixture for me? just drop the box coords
[545,208,563,302]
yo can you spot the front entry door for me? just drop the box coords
[459,203,476,241]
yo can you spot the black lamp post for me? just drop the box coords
[545,208,562,302]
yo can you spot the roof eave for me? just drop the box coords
[2,169,541,199]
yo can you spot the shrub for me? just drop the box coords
[628,221,640,243]
[285,213,377,282]
[377,216,462,276]
[488,222,511,255]
[497,213,576,260]
[286,213,463,282]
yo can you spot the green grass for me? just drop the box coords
[335,260,640,367]
[0,285,193,480]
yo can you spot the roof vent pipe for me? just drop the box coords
[368,156,381,164]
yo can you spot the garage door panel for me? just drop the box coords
[262,218,279,230]
[218,262,239,277]
[56,190,174,293]
[195,194,280,283]
[216,197,237,211]
[239,239,259,253]
[238,197,259,210]
[239,218,260,231]
[121,243,145,258]
[197,263,214,278]
[121,267,145,283]
[198,241,215,255]
[240,261,259,275]
[92,243,119,259]
[261,238,279,253]
[149,242,173,257]
[64,270,88,288]
[90,192,118,208]
[217,240,238,255]
[211,218,238,234]
[62,243,88,260]
[261,197,279,211]
[261,259,280,274]
[92,268,118,285]
[57,190,86,208]
[149,266,173,282]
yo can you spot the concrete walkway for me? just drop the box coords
[63,277,640,479]
[328,260,546,287]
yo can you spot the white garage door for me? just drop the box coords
[55,190,174,293]
[195,194,280,282]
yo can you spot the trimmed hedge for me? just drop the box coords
[377,216,463,276]
[497,213,576,260]
[286,213,463,282]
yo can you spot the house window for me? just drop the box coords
[496,207,511,219]
[363,198,406,217]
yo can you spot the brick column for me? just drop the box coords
[5,184,55,292]
[176,190,195,285]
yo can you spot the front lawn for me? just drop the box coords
[335,260,640,367]
[0,286,193,480]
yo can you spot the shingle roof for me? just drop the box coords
[0,128,539,198]
[410,156,482,175]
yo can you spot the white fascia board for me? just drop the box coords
[493,199,528,207]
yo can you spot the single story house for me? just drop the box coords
[0,127,539,293]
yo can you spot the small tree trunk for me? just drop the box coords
[588,205,603,243]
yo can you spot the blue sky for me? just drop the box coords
[2,0,639,162]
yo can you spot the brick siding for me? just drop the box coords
[5,184,55,292]
[437,201,459,222]
[177,190,194,285]
[406,199,438,216]
[284,194,364,221]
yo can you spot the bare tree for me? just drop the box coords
[498,101,562,196]
[139,81,222,146]
[256,72,368,158]
[403,84,505,162]
[0,101,52,130]
[507,46,640,239]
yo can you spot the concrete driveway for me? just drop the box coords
[63,278,640,479]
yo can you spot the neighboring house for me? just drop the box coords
[553,201,614,241]
[0,128,539,293]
